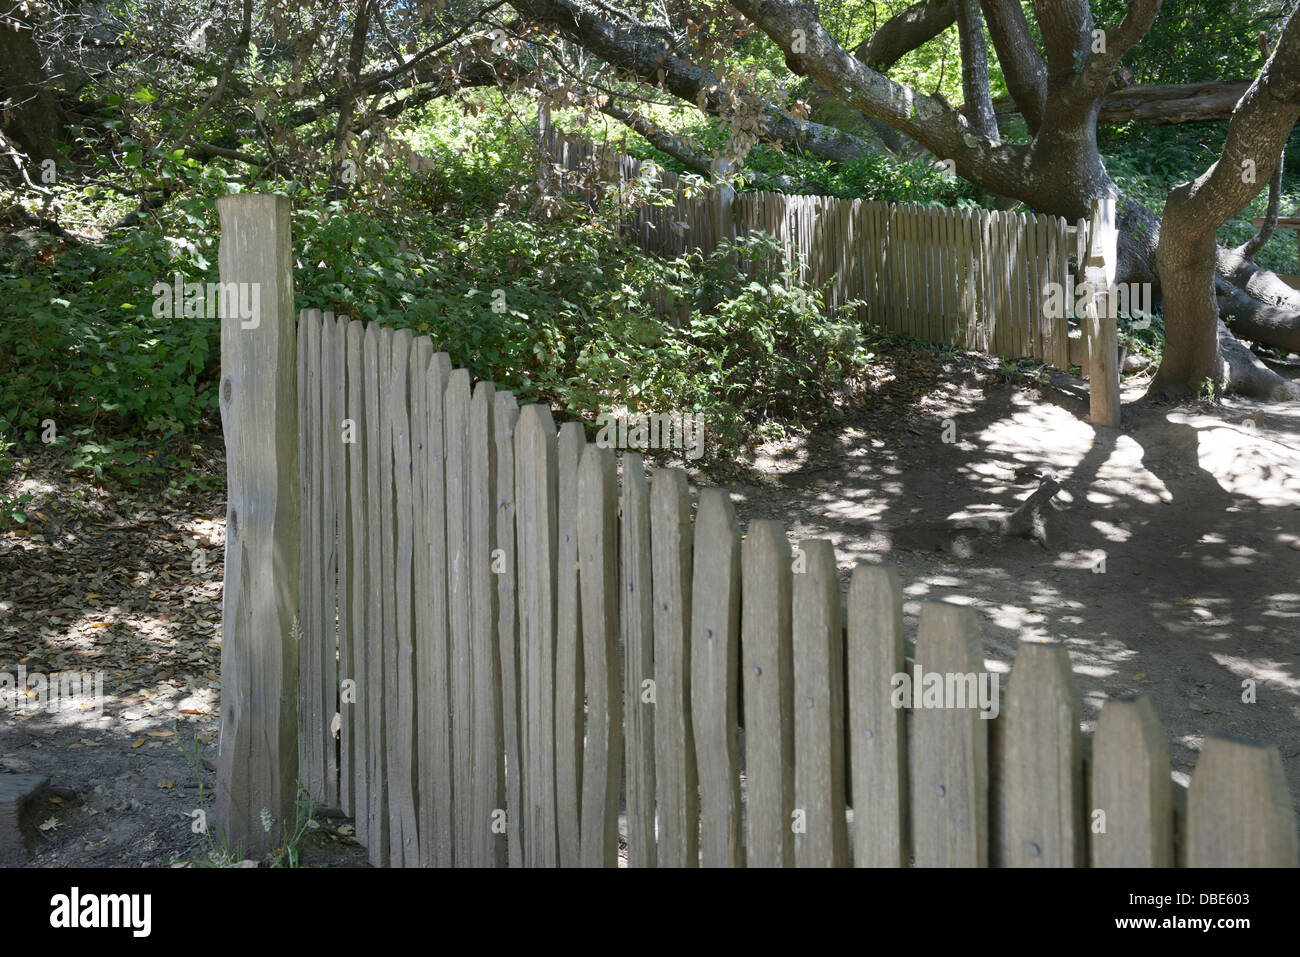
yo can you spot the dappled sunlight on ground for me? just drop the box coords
[729,346,1300,814]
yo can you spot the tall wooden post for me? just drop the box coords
[1084,197,1121,428]
[537,103,553,201]
[215,194,301,857]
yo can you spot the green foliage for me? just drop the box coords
[0,226,220,489]
[1092,0,1285,85]
[601,230,872,446]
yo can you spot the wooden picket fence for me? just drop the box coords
[540,121,1124,427]
[214,195,1297,867]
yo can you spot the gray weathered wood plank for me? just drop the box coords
[846,564,906,867]
[1001,641,1083,867]
[469,380,505,867]
[792,539,849,867]
[214,194,300,856]
[493,391,523,867]
[362,321,388,866]
[690,488,742,867]
[740,520,794,868]
[407,335,432,863]
[578,444,622,866]
[910,602,988,867]
[419,353,453,867]
[332,315,353,817]
[515,404,560,866]
[621,454,657,868]
[318,313,341,809]
[344,319,368,847]
[444,367,472,866]
[554,422,585,866]
[298,308,323,805]
[1187,736,1298,866]
[386,328,419,867]
[651,468,698,867]
[1090,695,1172,867]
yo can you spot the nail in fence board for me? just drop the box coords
[740,520,794,868]
[420,353,453,867]
[690,488,743,867]
[847,564,907,867]
[651,468,698,867]
[493,391,524,867]
[470,380,505,867]
[215,194,300,856]
[1090,695,1172,867]
[515,404,560,866]
[362,322,388,866]
[387,328,419,867]
[444,368,473,867]
[910,602,988,867]
[578,445,623,866]
[1187,737,1299,867]
[1001,641,1083,867]
[792,539,849,867]
[555,422,586,866]
[621,454,657,868]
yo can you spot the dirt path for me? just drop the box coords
[724,348,1300,813]
[0,448,365,867]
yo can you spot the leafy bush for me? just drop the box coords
[0,226,219,487]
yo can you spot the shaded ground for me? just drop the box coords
[719,345,1300,816]
[3,341,1297,866]
[0,439,365,867]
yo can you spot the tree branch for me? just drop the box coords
[854,0,956,71]
[980,0,1047,131]
[731,0,1030,196]
[956,0,999,141]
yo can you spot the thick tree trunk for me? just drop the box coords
[1149,10,1300,398]
[994,82,1254,126]
[0,7,65,164]
[1150,186,1223,396]
[956,0,1000,142]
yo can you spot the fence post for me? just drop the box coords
[215,194,300,857]
[1084,197,1121,428]
[537,102,552,189]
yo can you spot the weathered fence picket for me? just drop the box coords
[578,445,622,867]
[690,489,743,867]
[620,454,656,868]
[846,565,907,867]
[740,521,794,868]
[792,540,849,867]
[469,381,504,867]
[651,468,698,868]
[554,422,585,867]
[515,404,560,867]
